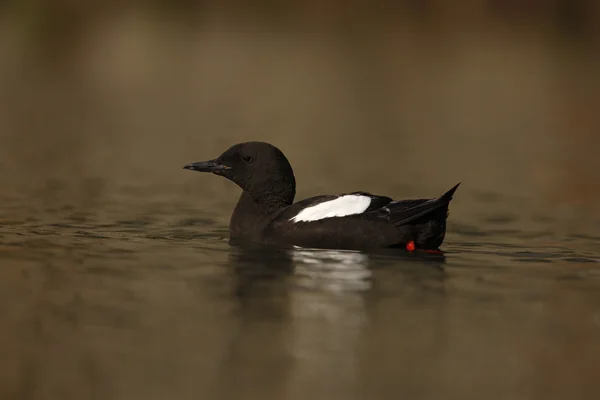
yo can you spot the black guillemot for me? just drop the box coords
[184,141,460,251]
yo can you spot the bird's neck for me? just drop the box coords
[229,184,295,241]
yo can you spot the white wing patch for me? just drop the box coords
[290,195,371,223]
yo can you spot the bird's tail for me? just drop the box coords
[439,182,461,203]
[389,182,461,227]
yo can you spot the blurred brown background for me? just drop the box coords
[1,0,599,224]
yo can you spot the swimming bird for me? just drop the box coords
[184,141,460,251]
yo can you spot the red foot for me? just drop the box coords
[406,240,416,252]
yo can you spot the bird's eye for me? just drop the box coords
[242,155,253,163]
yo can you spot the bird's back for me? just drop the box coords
[262,183,459,250]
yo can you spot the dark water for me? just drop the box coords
[1,187,600,400]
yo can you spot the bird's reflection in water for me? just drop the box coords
[291,247,372,292]
[218,245,446,399]
[284,247,372,397]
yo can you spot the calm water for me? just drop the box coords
[1,10,600,400]
[1,186,600,400]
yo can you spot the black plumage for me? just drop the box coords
[184,141,460,251]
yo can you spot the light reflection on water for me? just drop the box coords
[292,248,373,291]
[1,202,600,400]
[288,248,369,398]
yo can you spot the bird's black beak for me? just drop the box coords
[183,159,230,173]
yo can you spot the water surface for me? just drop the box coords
[1,187,600,400]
